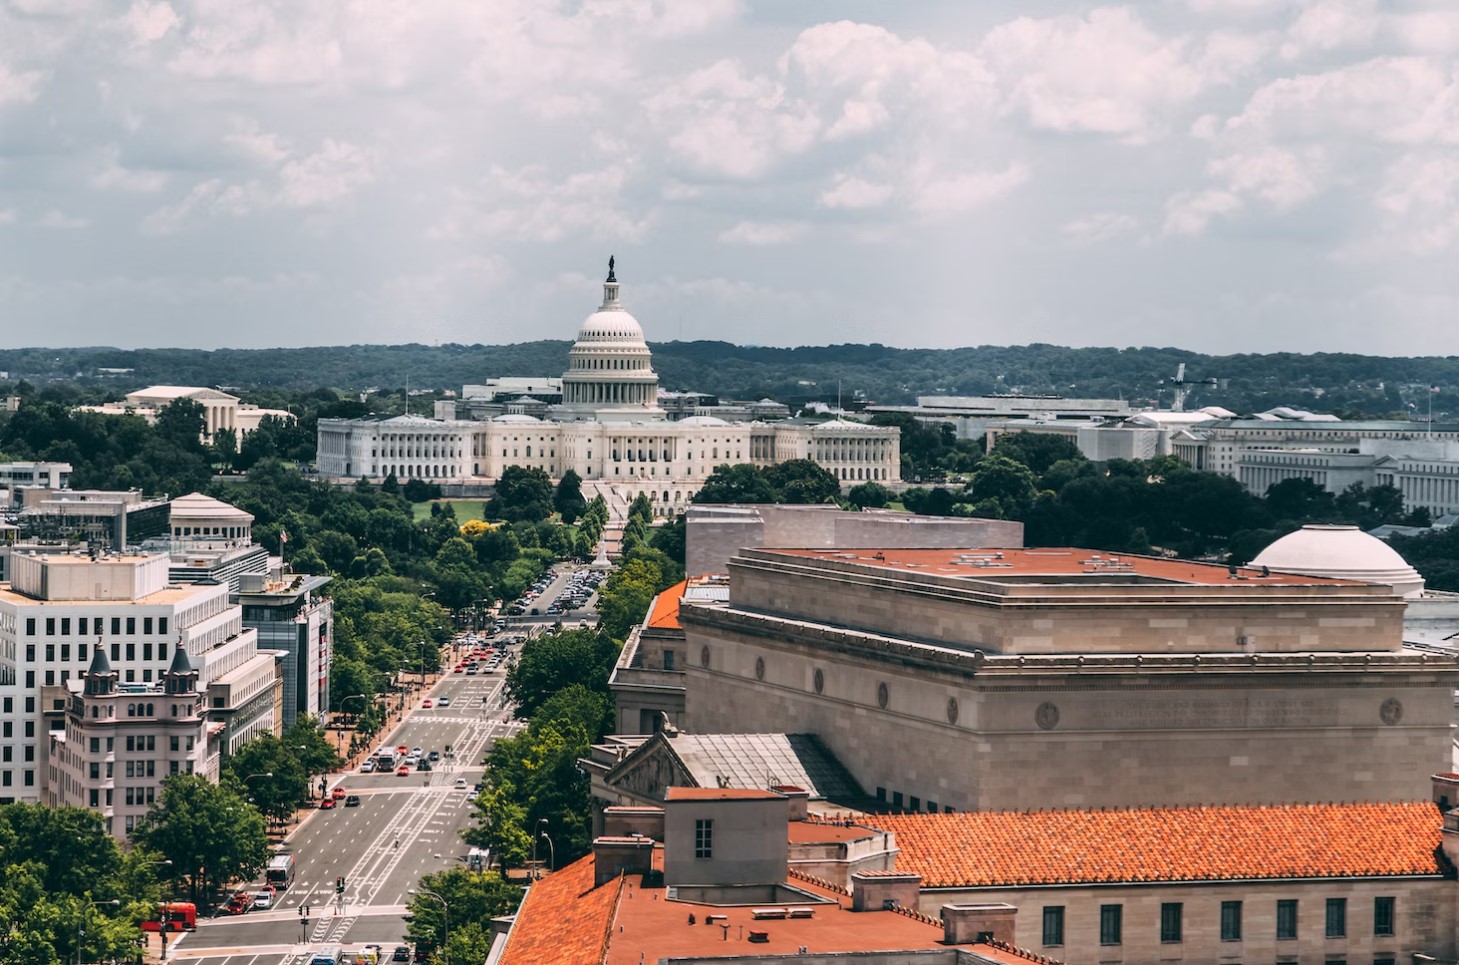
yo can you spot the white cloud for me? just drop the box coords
[1063,211,1139,244]
[90,146,170,193]
[1281,0,1377,60]
[718,220,808,245]
[978,7,1226,142]
[909,161,1029,217]
[278,139,374,207]
[0,208,15,225]
[0,60,44,104]
[819,174,895,210]
[37,210,90,229]
[428,163,652,244]
[126,1,180,44]
[1163,189,1242,235]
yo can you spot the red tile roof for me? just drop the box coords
[499,855,622,965]
[873,801,1443,888]
[766,547,1357,586]
[645,579,687,630]
[666,787,784,801]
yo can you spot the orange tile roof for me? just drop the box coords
[873,802,1443,888]
[665,787,784,801]
[505,847,1060,965]
[499,855,622,965]
[645,579,687,630]
[766,547,1358,587]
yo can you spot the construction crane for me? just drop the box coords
[1166,363,1218,412]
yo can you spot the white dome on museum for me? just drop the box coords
[1250,524,1425,598]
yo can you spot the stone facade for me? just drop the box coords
[677,547,1458,812]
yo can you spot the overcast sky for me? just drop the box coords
[3,1,1458,355]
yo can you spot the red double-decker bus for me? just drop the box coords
[142,901,197,932]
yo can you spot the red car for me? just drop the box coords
[421,698,433,709]
[396,765,411,777]
[396,744,409,755]
[225,892,252,915]
[319,796,336,809]
[331,786,347,800]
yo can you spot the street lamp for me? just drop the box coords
[539,831,555,875]
[532,818,548,880]
[144,860,174,960]
[338,694,367,754]
[77,899,119,965]
[407,888,449,965]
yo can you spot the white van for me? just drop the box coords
[467,847,490,872]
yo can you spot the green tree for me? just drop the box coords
[462,779,532,877]
[693,463,777,504]
[486,466,554,522]
[596,558,663,643]
[211,426,238,472]
[553,469,587,525]
[0,803,122,897]
[404,867,522,965]
[764,458,841,503]
[222,734,308,828]
[505,628,616,717]
[847,481,892,509]
[991,431,1084,475]
[965,454,1038,517]
[285,715,343,799]
[132,775,268,903]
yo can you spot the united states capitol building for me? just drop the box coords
[316,263,900,514]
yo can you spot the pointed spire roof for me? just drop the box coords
[167,645,194,676]
[87,645,112,676]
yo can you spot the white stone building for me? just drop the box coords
[0,552,280,804]
[78,386,293,443]
[316,264,900,514]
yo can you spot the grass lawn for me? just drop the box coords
[413,498,488,522]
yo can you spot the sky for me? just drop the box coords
[2,0,1458,356]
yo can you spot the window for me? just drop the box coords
[1326,898,1346,938]
[126,617,135,635]
[143,617,153,634]
[1374,897,1395,936]
[25,618,35,635]
[159,617,168,635]
[663,650,675,671]
[111,617,121,635]
[1160,903,1182,943]
[46,617,55,635]
[60,617,70,635]
[1221,901,1243,941]
[694,819,713,859]
[1278,899,1299,940]
[1042,906,1065,947]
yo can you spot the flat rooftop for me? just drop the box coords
[763,547,1357,588]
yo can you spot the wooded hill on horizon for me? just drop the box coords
[3,341,1458,419]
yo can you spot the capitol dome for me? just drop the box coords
[558,257,662,417]
[1250,524,1425,598]
[575,308,647,344]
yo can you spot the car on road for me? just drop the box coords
[344,794,361,807]
[252,891,272,910]
[416,759,432,771]
[453,777,467,789]
[412,746,423,755]
[396,765,411,777]
[396,744,409,755]
[438,696,451,707]
[331,786,347,800]
[319,796,336,809]
[391,947,411,963]
[421,698,433,708]
[360,760,375,773]
[225,892,252,915]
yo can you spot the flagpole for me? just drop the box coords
[1430,387,1435,436]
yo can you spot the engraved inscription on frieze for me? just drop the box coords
[1084,694,1340,730]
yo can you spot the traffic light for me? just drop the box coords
[335,876,345,894]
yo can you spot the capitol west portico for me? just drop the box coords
[316,263,900,511]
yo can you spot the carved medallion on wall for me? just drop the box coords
[700,645,710,669]
[1380,698,1403,725]
[813,668,824,694]
[877,681,889,709]
[754,656,765,681]
[1035,702,1061,730]
[946,697,960,725]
